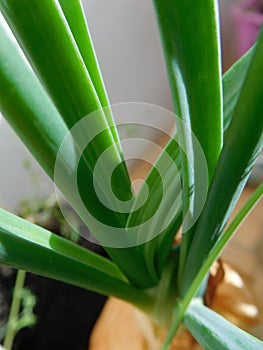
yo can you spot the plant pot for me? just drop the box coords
[232,0,263,57]
[89,297,200,350]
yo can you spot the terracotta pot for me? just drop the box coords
[89,297,201,350]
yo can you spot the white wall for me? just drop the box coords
[83,0,242,104]
[220,0,243,70]
[83,0,172,109]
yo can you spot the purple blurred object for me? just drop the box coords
[232,0,263,57]
[232,0,263,186]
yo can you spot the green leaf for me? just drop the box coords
[153,0,222,181]
[0,1,99,125]
[184,300,263,350]
[126,136,183,281]
[58,0,121,152]
[146,46,254,275]
[153,0,223,279]
[223,45,255,131]
[179,27,263,295]
[0,12,69,179]
[0,208,153,311]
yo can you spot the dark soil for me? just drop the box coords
[0,204,108,350]
[0,266,107,350]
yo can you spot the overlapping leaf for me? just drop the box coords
[184,300,263,350]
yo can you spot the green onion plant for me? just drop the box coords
[0,1,262,349]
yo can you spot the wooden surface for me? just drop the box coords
[222,186,263,329]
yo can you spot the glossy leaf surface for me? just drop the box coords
[0,209,153,311]
[180,30,263,295]
[184,301,263,350]
[58,0,121,150]
[153,0,223,279]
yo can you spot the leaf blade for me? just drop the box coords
[0,12,69,179]
[58,0,121,150]
[223,45,256,131]
[153,0,223,281]
[153,0,223,180]
[0,208,153,311]
[184,300,263,350]
[179,28,263,295]
[127,136,182,280]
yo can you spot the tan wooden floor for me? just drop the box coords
[222,186,263,326]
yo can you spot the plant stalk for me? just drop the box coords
[3,269,26,350]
